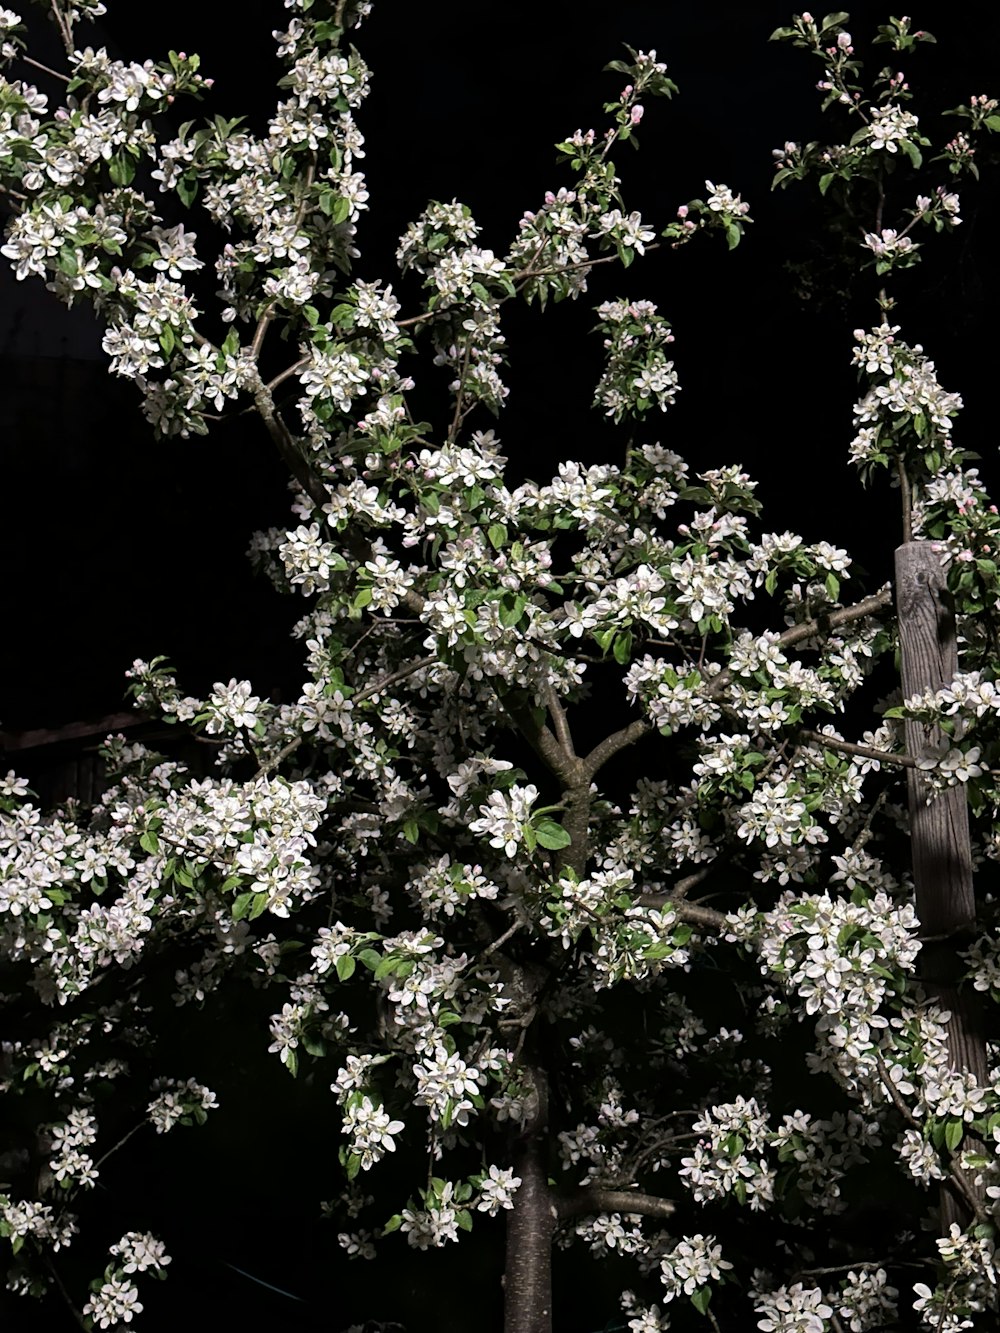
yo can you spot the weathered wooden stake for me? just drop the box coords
[895,541,987,1227]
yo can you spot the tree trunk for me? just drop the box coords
[503,1065,555,1333]
[894,541,988,1227]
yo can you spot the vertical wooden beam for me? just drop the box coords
[894,541,987,1227]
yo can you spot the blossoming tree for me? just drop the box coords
[3,2,1000,1330]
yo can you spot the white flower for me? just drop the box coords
[83,1277,144,1328]
[469,784,539,857]
[476,1164,522,1214]
[755,1282,833,1332]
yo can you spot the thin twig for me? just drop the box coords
[874,1050,985,1223]
[873,1048,920,1127]
[267,355,309,393]
[447,339,474,444]
[515,241,662,287]
[48,0,74,54]
[477,918,524,962]
[20,53,70,83]
[94,1119,146,1171]
[44,1257,87,1331]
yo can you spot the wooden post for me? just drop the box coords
[894,541,987,1227]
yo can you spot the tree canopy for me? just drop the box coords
[4,4,1000,1331]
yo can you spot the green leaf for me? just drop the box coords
[499,595,527,628]
[691,1285,712,1316]
[487,523,507,550]
[232,890,254,922]
[402,818,420,844]
[108,152,136,186]
[358,949,382,972]
[945,1117,964,1151]
[139,829,160,855]
[534,817,572,851]
[612,630,633,665]
[375,955,401,982]
[335,953,356,982]
[248,891,270,920]
[174,171,198,207]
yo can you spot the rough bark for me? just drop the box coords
[894,541,988,1228]
[504,1065,555,1333]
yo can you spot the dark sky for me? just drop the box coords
[4,0,1000,733]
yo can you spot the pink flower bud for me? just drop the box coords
[677,204,689,218]
[630,105,644,125]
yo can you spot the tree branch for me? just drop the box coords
[581,718,652,780]
[798,729,919,769]
[501,696,582,788]
[556,1186,675,1222]
[48,0,74,55]
[706,586,894,701]
[579,587,894,781]
[20,53,70,83]
[545,686,577,760]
